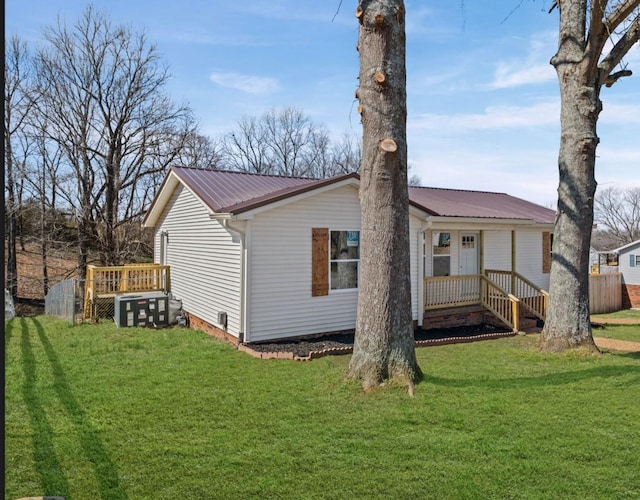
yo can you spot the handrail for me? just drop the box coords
[485,269,547,321]
[423,274,522,331]
[480,277,519,331]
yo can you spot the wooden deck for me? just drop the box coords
[424,270,547,332]
[84,264,170,319]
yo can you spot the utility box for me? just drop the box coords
[114,293,169,328]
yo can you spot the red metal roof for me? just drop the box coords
[172,167,318,213]
[162,167,555,224]
[408,186,556,223]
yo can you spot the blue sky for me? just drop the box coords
[6,0,639,206]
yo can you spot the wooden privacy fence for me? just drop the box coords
[589,272,622,314]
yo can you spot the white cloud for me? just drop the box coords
[209,72,282,95]
[488,32,557,89]
[408,100,559,131]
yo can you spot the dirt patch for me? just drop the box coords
[245,324,512,359]
[594,337,640,353]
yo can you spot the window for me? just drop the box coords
[330,230,359,290]
[631,254,639,267]
[160,231,169,265]
[432,232,451,277]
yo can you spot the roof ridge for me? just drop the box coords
[171,165,318,182]
[409,185,508,196]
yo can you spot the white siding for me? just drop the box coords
[619,243,640,285]
[154,185,242,336]
[516,230,550,290]
[483,230,512,271]
[246,185,362,342]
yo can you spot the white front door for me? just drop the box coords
[460,233,479,275]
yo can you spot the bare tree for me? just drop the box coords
[219,107,360,178]
[594,186,640,245]
[539,0,639,353]
[4,36,34,299]
[32,6,194,275]
[346,0,421,392]
[173,132,222,169]
[220,115,274,174]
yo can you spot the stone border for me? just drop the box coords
[237,331,517,361]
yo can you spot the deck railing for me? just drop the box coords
[423,271,548,331]
[484,269,548,320]
[84,263,170,319]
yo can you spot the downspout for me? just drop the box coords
[222,219,249,343]
[511,230,517,295]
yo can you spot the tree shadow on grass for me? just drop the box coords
[31,317,127,499]
[422,363,640,390]
[20,317,71,498]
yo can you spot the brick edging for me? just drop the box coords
[237,331,517,361]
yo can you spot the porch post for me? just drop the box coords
[417,228,426,327]
[511,230,517,295]
[479,230,484,276]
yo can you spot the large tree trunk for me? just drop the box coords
[539,1,601,353]
[346,0,421,390]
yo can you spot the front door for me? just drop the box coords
[460,233,479,275]
[460,233,479,298]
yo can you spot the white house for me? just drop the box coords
[143,167,556,343]
[610,239,640,308]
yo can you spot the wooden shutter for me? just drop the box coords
[631,255,636,267]
[312,228,329,296]
[542,232,551,273]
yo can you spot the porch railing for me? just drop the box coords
[481,278,520,331]
[84,263,170,319]
[484,269,548,321]
[424,269,550,331]
[424,274,521,331]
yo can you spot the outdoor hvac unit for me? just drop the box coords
[114,292,169,328]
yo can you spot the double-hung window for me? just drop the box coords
[432,232,451,276]
[330,230,359,290]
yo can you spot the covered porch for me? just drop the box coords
[416,225,551,332]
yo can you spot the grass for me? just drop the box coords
[5,317,640,499]
[593,324,640,343]
[592,309,640,321]
[591,309,640,342]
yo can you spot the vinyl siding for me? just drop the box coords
[516,230,550,290]
[247,185,361,342]
[483,230,512,271]
[619,242,640,285]
[154,185,242,336]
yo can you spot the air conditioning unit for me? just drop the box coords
[114,292,169,328]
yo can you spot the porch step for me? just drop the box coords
[518,316,541,333]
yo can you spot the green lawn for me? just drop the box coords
[592,308,640,321]
[5,317,640,499]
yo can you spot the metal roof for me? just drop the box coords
[408,186,556,223]
[144,167,556,226]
